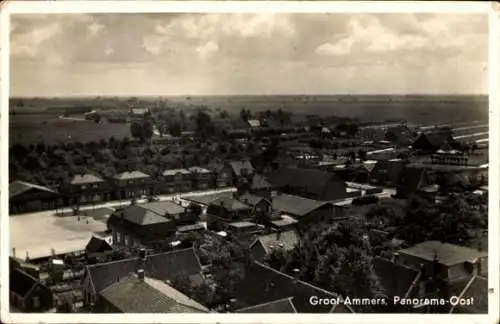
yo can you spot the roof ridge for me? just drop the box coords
[253,261,339,297]
[236,296,295,312]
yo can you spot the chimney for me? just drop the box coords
[137,269,145,281]
[292,268,300,284]
[139,248,146,260]
[12,248,15,258]
[392,252,400,263]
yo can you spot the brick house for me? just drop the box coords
[62,174,112,206]
[111,171,154,200]
[106,202,185,251]
[161,169,192,194]
[187,167,213,190]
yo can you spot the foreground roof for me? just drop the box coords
[373,257,421,299]
[86,248,202,294]
[99,275,208,313]
[399,241,488,267]
[233,261,355,313]
[236,297,297,313]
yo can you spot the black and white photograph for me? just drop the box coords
[1,1,499,323]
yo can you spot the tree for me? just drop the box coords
[240,108,251,122]
[130,120,153,142]
[195,110,215,138]
[169,121,182,137]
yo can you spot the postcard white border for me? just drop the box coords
[1,1,499,324]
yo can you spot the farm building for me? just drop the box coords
[268,167,355,201]
[9,180,63,214]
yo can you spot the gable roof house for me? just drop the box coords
[396,241,488,281]
[9,180,62,214]
[269,167,353,201]
[226,160,255,185]
[95,273,209,313]
[411,130,461,153]
[82,248,203,308]
[231,261,355,313]
[107,202,185,250]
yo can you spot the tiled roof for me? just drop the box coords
[236,297,297,313]
[113,171,150,180]
[141,201,186,216]
[99,275,208,313]
[209,197,251,212]
[184,192,234,206]
[373,257,421,298]
[399,241,488,267]
[10,268,38,297]
[228,160,254,177]
[70,174,104,185]
[250,230,300,254]
[272,193,331,218]
[9,180,57,199]
[233,261,355,313]
[108,205,171,226]
[163,169,192,176]
[450,276,488,313]
[86,248,202,294]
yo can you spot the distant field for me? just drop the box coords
[9,114,131,145]
[9,95,488,145]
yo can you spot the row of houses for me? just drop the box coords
[9,161,257,214]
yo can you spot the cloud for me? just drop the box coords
[196,41,219,60]
[9,13,488,96]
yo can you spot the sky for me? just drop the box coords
[10,13,489,97]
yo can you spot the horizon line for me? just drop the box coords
[10,93,489,99]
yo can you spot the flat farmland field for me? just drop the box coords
[9,114,131,145]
